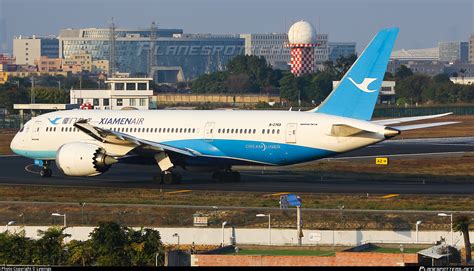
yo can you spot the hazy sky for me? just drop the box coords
[0,0,473,53]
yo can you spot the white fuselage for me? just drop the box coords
[11,109,387,166]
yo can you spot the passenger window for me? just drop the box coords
[61,127,64,132]
[226,129,230,133]
[262,129,265,134]
[193,128,196,133]
[253,129,256,134]
[180,128,183,133]
[267,129,270,134]
[239,129,243,134]
[272,129,275,134]
[277,129,280,134]
[171,128,175,133]
[231,129,234,133]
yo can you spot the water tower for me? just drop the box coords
[286,20,318,77]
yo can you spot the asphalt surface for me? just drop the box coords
[1,137,474,195]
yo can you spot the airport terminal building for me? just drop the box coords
[59,28,245,83]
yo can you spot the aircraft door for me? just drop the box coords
[31,120,42,140]
[286,123,297,143]
[204,122,215,142]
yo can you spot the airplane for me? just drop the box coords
[10,28,458,184]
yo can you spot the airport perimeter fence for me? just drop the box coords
[0,114,30,129]
[373,105,474,118]
[0,204,468,231]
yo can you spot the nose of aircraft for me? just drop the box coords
[10,131,22,154]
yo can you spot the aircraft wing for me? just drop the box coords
[372,112,453,126]
[391,121,460,131]
[74,120,198,157]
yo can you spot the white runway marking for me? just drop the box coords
[24,164,39,175]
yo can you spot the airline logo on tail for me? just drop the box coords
[348,77,378,93]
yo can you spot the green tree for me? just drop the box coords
[395,65,413,79]
[33,227,71,265]
[395,74,431,103]
[127,228,165,266]
[459,84,474,102]
[308,71,337,104]
[453,215,471,263]
[0,230,35,264]
[334,54,357,77]
[0,82,30,113]
[89,221,130,266]
[279,73,299,102]
[67,240,94,266]
[33,87,69,104]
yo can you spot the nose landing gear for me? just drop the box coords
[39,161,52,178]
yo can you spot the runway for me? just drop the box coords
[1,137,474,195]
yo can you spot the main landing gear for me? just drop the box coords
[154,170,182,185]
[39,161,52,178]
[212,169,241,182]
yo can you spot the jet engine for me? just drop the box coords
[55,142,118,176]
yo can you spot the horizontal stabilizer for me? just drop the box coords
[373,112,453,126]
[392,121,459,131]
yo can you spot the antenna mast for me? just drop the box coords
[108,18,117,77]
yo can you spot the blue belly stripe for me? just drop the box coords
[12,139,337,166]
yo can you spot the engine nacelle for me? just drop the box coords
[56,142,117,176]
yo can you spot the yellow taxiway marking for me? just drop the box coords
[165,190,192,195]
[380,194,400,199]
[270,192,290,196]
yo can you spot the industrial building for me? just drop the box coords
[59,28,245,83]
[328,42,357,62]
[13,36,59,65]
[438,41,469,63]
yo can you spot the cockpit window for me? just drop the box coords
[19,127,24,132]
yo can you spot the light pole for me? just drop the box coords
[256,214,271,245]
[172,233,180,249]
[438,213,453,246]
[5,221,15,232]
[30,77,35,104]
[222,221,228,246]
[79,202,86,225]
[416,221,422,244]
[52,213,67,228]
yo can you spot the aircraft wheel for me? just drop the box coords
[162,171,181,185]
[40,168,52,178]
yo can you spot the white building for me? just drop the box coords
[70,77,154,110]
[450,77,474,85]
[239,33,329,70]
[390,47,439,61]
[333,80,396,104]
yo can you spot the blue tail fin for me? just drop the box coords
[315,28,399,120]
